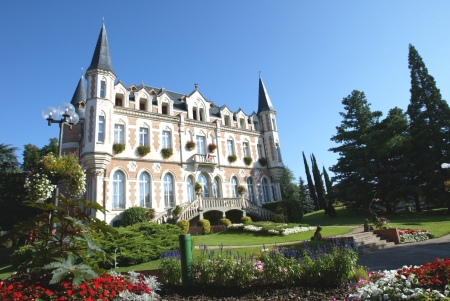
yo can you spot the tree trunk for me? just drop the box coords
[414,195,422,212]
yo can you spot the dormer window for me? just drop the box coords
[199,108,205,121]
[162,104,168,114]
[115,93,124,107]
[240,119,246,129]
[193,107,198,120]
[254,121,259,131]
[100,79,106,98]
[224,115,231,126]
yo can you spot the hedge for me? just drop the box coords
[262,199,303,223]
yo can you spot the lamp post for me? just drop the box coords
[42,102,79,157]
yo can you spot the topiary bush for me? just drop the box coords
[97,222,183,267]
[274,214,285,223]
[241,216,252,223]
[177,220,190,234]
[121,206,148,227]
[220,218,232,226]
[198,219,211,234]
[210,225,227,234]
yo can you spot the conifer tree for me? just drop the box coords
[303,151,319,210]
[323,166,333,196]
[406,45,450,212]
[299,177,315,214]
[311,154,328,213]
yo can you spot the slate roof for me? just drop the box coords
[70,75,87,119]
[87,24,115,75]
[257,76,275,113]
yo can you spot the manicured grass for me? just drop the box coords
[0,265,14,280]
[192,226,352,247]
[303,207,450,237]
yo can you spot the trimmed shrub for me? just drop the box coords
[241,216,252,223]
[113,143,125,154]
[188,226,203,236]
[121,206,148,227]
[177,220,190,234]
[97,222,183,267]
[137,145,150,156]
[220,218,232,226]
[161,148,173,159]
[243,157,253,166]
[198,219,211,234]
[210,225,227,234]
[274,214,285,223]
[227,155,237,163]
[262,199,303,223]
[258,157,268,166]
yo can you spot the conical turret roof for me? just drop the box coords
[71,75,87,119]
[87,24,115,74]
[257,76,275,114]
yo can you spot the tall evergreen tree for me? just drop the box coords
[303,151,319,210]
[299,177,315,214]
[0,144,20,173]
[329,90,382,207]
[22,138,59,171]
[323,166,333,196]
[406,45,450,212]
[311,154,328,212]
[280,167,300,200]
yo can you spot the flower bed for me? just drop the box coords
[0,271,160,300]
[399,229,435,244]
[345,258,450,300]
[227,222,315,236]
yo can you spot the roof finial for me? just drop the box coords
[102,17,105,24]
[81,67,84,77]
[195,83,198,90]
[259,71,261,77]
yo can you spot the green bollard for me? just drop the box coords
[179,234,194,285]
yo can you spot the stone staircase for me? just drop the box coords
[346,230,396,254]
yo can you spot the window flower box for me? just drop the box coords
[161,148,173,159]
[258,157,267,166]
[208,143,217,153]
[228,155,237,163]
[113,143,125,154]
[243,156,253,166]
[185,141,196,151]
[137,145,150,156]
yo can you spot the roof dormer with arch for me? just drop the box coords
[234,108,249,130]
[156,89,174,115]
[219,105,233,127]
[185,89,211,122]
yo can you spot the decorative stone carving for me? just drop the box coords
[239,169,245,177]
[153,163,161,173]
[127,161,138,172]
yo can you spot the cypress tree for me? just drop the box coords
[406,45,450,212]
[299,177,315,214]
[323,166,333,196]
[303,151,319,210]
[311,154,328,214]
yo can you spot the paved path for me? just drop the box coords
[357,234,450,271]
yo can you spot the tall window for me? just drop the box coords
[224,115,231,126]
[276,143,282,162]
[140,128,149,146]
[162,131,171,148]
[113,171,125,209]
[262,178,270,203]
[240,119,245,129]
[271,117,277,131]
[187,177,194,202]
[231,177,238,198]
[114,124,124,144]
[254,121,259,131]
[227,140,234,156]
[213,177,220,198]
[98,115,105,142]
[100,80,106,98]
[164,174,174,207]
[198,174,210,197]
[247,178,255,203]
[243,142,250,157]
[139,173,151,208]
[196,136,206,155]
[257,144,264,158]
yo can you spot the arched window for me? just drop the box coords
[140,128,149,146]
[113,171,125,209]
[198,174,210,198]
[98,113,105,143]
[187,177,194,202]
[196,135,206,155]
[262,178,270,203]
[139,173,151,208]
[247,178,255,203]
[231,177,238,198]
[213,177,220,198]
[164,174,174,207]
[100,78,106,98]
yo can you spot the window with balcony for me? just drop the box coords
[187,177,195,202]
[262,178,270,203]
[247,178,255,203]
[243,142,250,157]
[196,136,206,155]
[227,140,235,156]
[198,173,210,198]
[257,144,264,158]
[213,177,220,198]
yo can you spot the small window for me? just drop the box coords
[231,177,238,198]
[139,173,151,208]
[199,109,205,121]
[271,117,277,131]
[257,144,264,158]
[139,98,147,111]
[192,107,197,120]
[98,115,105,143]
[162,105,168,115]
[240,119,245,129]
[140,128,149,146]
[243,142,250,157]
[196,136,206,155]
[100,80,106,98]
[113,171,125,209]
[115,98,123,106]
[227,140,234,156]
[224,115,231,126]
[163,131,171,149]
[114,124,124,144]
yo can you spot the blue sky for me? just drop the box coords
[1,1,450,181]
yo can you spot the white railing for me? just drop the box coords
[178,199,200,221]
[192,154,217,164]
[243,199,277,221]
[201,197,244,209]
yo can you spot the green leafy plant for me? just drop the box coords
[274,214,285,223]
[243,156,253,166]
[161,148,173,159]
[241,216,252,223]
[176,220,190,234]
[137,145,150,156]
[258,157,268,166]
[228,155,237,163]
[122,206,149,227]
[220,218,232,226]
[173,205,182,216]
[198,219,211,234]
[113,143,126,154]
[237,185,247,195]
[185,140,196,151]
[194,181,202,192]
[43,254,98,285]
[262,200,303,223]
[146,208,156,220]
[208,143,217,153]
[374,217,391,229]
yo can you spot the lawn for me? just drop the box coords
[303,207,450,237]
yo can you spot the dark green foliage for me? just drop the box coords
[98,222,183,267]
[11,244,36,270]
[311,154,328,213]
[280,167,300,201]
[161,148,173,159]
[299,177,315,214]
[303,152,319,210]
[228,155,237,163]
[186,141,196,151]
[113,143,125,154]
[177,219,190,234]
[137,145,150,156]
[274,214,285,223]
[198,219,211,234]
[0,143,20,172]
[210,225,227,234]
[262,200,303,223]
[219,218,232,226]
[43,254,98,285]
[237,185,247,195]
[243,157,253,166]
[323,167,333,196]
[258,157,268,166]
[121,206,149,227]
[241,216,253,223]
[22,138,58,171]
